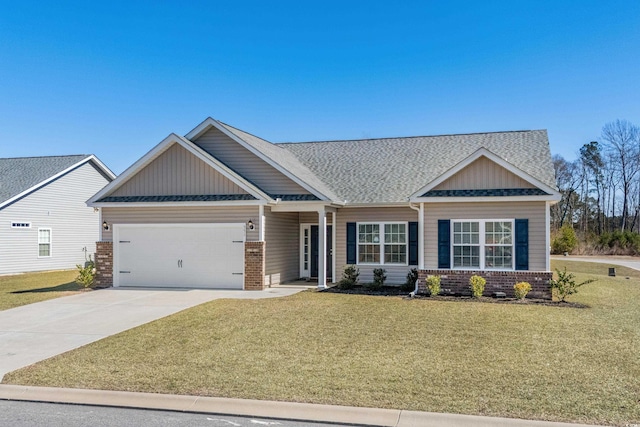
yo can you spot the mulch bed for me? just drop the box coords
[322,285,588,308]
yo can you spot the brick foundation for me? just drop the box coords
[244,241,266,290]
[94,241,113,288]
[418,269,552,300]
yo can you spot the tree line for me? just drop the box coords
[551,119,640,254]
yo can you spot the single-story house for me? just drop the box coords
[0,155,115,275]
[88,117,560,298]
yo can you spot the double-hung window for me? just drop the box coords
[358,222,407,265]
[38,228,52,257]
[452,220,513,270]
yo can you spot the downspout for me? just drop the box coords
[409,202,423,295]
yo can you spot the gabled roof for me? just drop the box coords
[88,133,272,206]
[186,118,340,202]
[281,130,558,204]
[0,155,115,209]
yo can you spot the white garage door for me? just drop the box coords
[114,224,245,289]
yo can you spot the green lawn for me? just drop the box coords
[4,260,640,425]
[0,270,82,311]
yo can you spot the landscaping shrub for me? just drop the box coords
[365,268,387,290]
[469,275,486,298]
[75,257,96,288]
[401,268,418,292]
[338,265,360,290]
[550,267,596,302]
[514,281,532,300]
[551,225,578,254]
[425,275,441,296]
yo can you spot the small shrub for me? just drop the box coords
[469,275,486,298]
[551,225,578,254]
[513,281,532,300]
[75,257,96,288]
[338,265,360,290]
[401,268,418,292]
[365,268,387,290]
[550,267,596,302]
[425,275,441,296]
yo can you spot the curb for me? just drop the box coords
[0,384,600,427]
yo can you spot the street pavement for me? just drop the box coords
[551,255,640,271]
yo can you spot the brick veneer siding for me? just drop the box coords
[245,241,266,290]
[94,241,113,288]
[418,269,553,300]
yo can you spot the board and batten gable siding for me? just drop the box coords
[433,156,535,191]
[423,201,547,271]
[110,144,249,197]
[101,206,259,242]
[192,127,310,195]
[264,207,299,285]
[0,162,110,274]
[336,207,419,284]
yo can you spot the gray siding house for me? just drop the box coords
[88,117,561,298]
[0,155,115,274]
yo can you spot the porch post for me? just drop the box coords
[545,201,551,271]
[332,211,336,284]
[258,204,265,241]
[419,202,425,269]
[317,207,327,289]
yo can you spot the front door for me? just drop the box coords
[310,225,332,279]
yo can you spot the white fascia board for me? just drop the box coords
[409,147,561,199]
[87,155,116,180]
[87,133,271,206]
[91,200,265,208]
[1,156,98,210]
[269,202,337,212]
[341,202,415,208]
[186,117,331,202]
[410,195,562,203]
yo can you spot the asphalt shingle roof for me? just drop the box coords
[280,130,556,204]
[0,155,90,205]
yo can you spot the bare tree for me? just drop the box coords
[551,154,580,229]
[601,120,640,231]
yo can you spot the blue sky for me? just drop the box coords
[1,0,639,174]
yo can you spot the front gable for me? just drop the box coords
[410,148,561,202]
[109,143,250,198]
[191,126,312,197]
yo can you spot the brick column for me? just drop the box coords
[94,241,113,288]
[244,241,266,290]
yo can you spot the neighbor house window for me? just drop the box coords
[38,228,51,257]
[452,220,513,270]
[11,222,31,228]
[358,222,407,265]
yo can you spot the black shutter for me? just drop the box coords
[515,219,529,270]
[408,222,418,265]
[437,220,451,269]
[346,222,357,264]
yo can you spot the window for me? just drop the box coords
[38,228,51,257]
[358,222,407,265]
[11,222,31,229]
[452,220,513,270]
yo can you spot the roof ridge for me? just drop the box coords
[278,129,544,145]
[0,154,90,160]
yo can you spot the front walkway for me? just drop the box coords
[0,287,304,380]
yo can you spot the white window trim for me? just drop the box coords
[11,221,32,229]
[356,221,409,266]
[38,227,52,258]
[450,219,515,271]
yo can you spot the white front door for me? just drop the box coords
[114,223,245,289]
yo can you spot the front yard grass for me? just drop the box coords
[0,270,81,311]
[4,260,640,425]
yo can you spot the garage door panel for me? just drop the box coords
[115,224,245,289]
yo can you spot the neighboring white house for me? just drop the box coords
[0,155,115,275]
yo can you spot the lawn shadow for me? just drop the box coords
[11,281,83,294]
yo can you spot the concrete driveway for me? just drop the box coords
[0,287,305,381]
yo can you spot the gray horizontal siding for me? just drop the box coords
[0,162,110,274]
[434,156,535,191]
[335,207,419,284]
[102,206,260,242]
[264,208,299,285]
[111,143,248,197]
[193,127,310,195]
[423,201,547,271]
